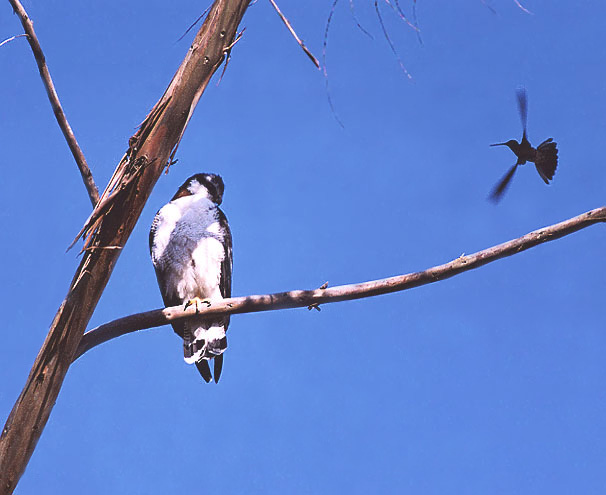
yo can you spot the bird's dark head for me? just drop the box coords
[490,139,519,152]
[172,173,225,204]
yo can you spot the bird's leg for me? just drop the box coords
[184,297,212,314]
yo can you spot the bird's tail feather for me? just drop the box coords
[195,360,212,383]
[183,317,228,383]
[194,352,225,383]
[213,354,224,383]
[535,138,558,184]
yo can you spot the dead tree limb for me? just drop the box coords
[0,1,251,493]
[75,206,606,360]
[268,0,320,68]
[8,0,100,207]
[0,33,27,48]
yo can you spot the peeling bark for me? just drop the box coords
[0,2,250,493]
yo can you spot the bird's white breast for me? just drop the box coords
[151,195,225,302]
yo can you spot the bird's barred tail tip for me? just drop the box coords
[185,326,228,383]
[193,354,224,383]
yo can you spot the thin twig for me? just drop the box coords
[412,0,423,45]
[513,0,533,14]
[384,0,419,31]
[8,0,100,207]
[0,33,27,48]
[268,0,320,69]
[75,206,606,360]
[348,0,373,39]
[217,28,246,85]
[385,0,423,45]
[323,0,345,128]
[480,0,497,14]
[177,5,212,42]
[375,0,412,79]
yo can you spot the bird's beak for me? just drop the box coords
[490,142,507,147]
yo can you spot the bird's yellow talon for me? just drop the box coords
[184,297,212,313]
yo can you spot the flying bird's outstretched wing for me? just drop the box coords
[534,138,558,184]
[489,164,518,203]
[517,86,528,140]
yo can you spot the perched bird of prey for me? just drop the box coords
[489,87,558,202]
[150,173,232,383]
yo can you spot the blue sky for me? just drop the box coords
[1,1,605,493]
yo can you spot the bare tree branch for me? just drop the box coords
[0,33,27,48]
[268,0,320,68]
[0,2,251,493]
[75,206,606,361]
[8,0,100,207]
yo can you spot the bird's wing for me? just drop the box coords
[535,138,558,184]
[489,163,518,203]
[218,209,232,300]
[149,212,186,338]
[148,212,160,257]
[517,87,528,138]
[155,272,186,339]
[209,208,232,384]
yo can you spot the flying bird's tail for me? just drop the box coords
[534,138,558,184]
[183,316,229,383]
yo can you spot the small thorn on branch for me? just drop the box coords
[268,0,320,69]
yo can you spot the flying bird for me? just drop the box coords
[150,173,232,383]
[489,87,558,202]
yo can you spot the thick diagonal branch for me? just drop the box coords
[8,0,99,207]
[75,206,606,360]
[0,2,250,493]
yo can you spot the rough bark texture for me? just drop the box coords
[0,2,250,493]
